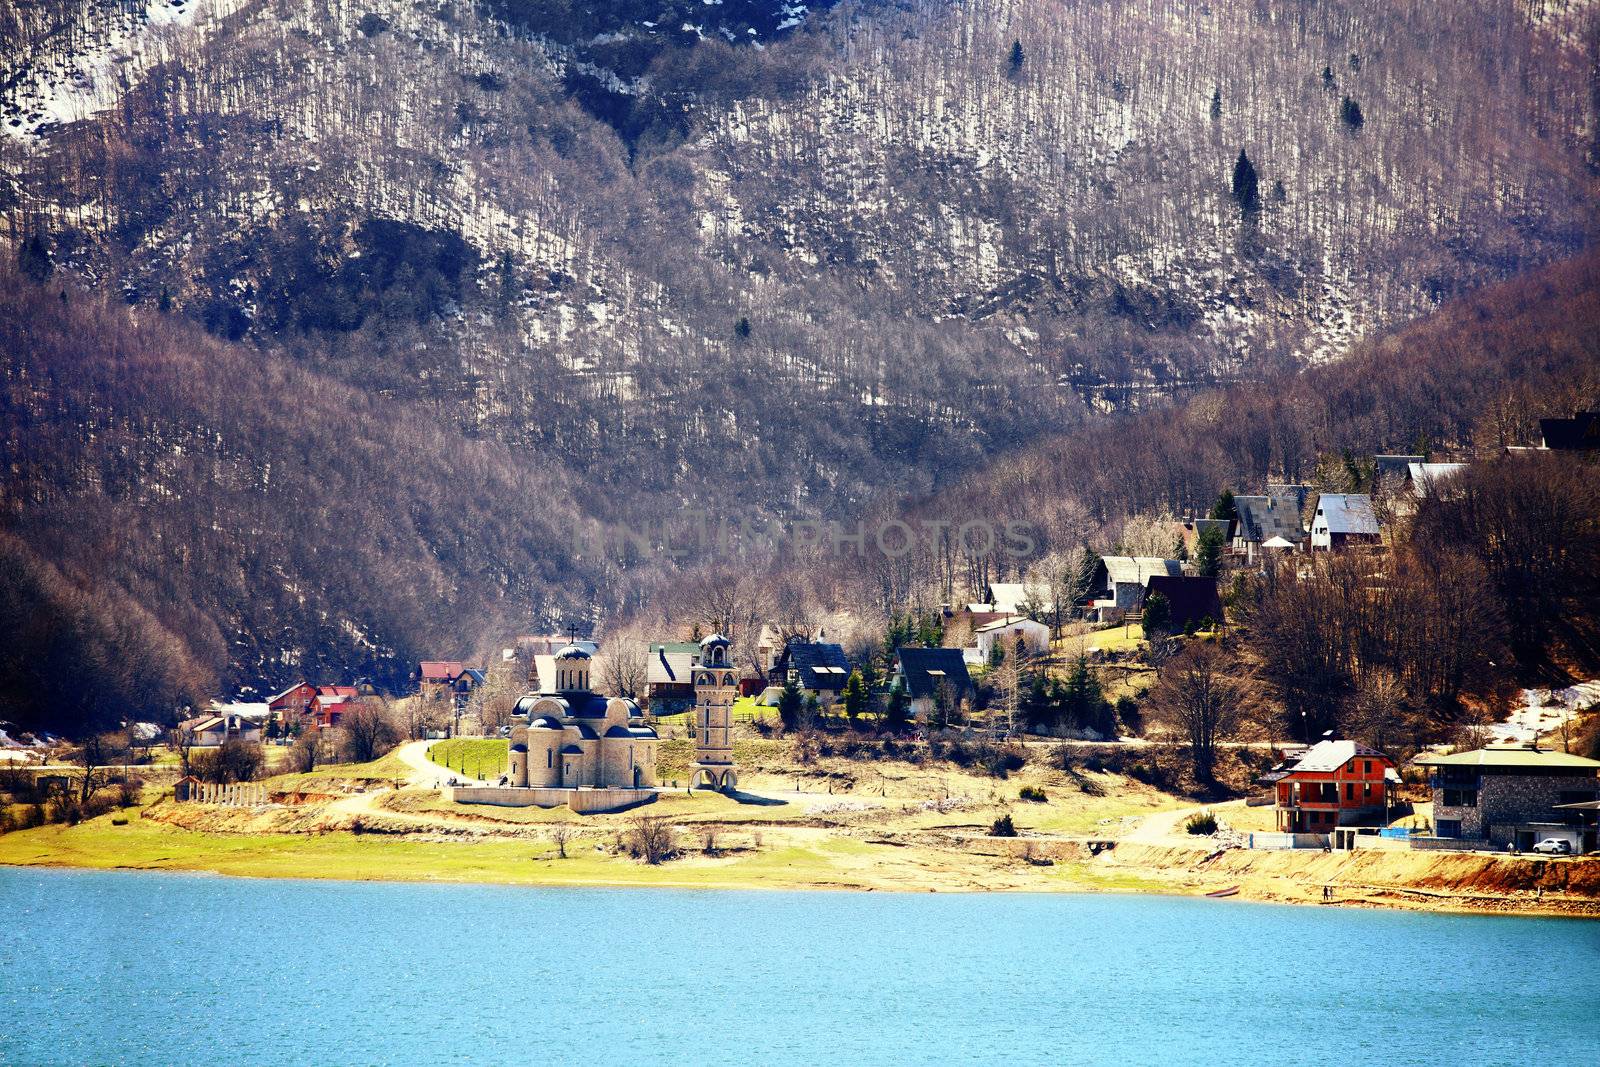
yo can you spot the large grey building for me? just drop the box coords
[1414,743,1600,852]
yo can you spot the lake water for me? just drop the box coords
[2,868,1598,1066]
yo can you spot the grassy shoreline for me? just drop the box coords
[4,809,1599,920]
[0,811,1161,895]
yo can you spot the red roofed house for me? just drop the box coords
[417,661,466,701]
[1260,738,1399,833]
[311,686,360,729]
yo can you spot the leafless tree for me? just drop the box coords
[339,700,400,763]
[1149,644,1250,781]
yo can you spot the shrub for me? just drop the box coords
[117,778,142,808]
[991,812,1018,837]
[626,815,678,864]
[1185,811,1219,835]
[1115,695,1142,735]
[1019,785,1048,803]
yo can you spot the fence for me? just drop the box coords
[176,781,268,806]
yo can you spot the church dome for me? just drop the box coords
[555,643,591,660]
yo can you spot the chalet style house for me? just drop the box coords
[893,647,975,723]
[1309,493,1381,552]
[1260,739,1399,833]
[772,639,850,702]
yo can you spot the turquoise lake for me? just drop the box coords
[2,867,1598,1066]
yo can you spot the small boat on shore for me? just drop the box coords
[1206,886,1240,898]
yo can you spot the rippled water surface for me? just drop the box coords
[2,867,1598,1066]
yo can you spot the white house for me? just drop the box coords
[1309,494,1381,552]
[972,617,1051,661]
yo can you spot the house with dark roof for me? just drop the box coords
[894,647,974,723]
[1231,495,1306,562]
[1539,411,1600,451]
[1142,575,1222,632]
[1259,739,1399,833]
[1309,493,1381,552]
[646,641,701,711]
[1087,556,1183,621]
[1413,743,1600,852]
[773,640,850,702]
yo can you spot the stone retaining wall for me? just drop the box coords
[449,785,657,814]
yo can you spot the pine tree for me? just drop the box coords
[734,315,751,338]
[1209,488,1237,523]
[18,233,52,284]
[1008,40,1024,74]
[1321,65,1335,88]
[1231,150,1260,213]
[1196,524,1226,578]
[884,681,910,733]
[1142,591,1171,635]
[843,670,867,722]
[1340,96,1364,131]
[1209,88,1221,120]
[777,678,803,732]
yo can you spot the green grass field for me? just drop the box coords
[261,750,413,791]
[428,739,509,778]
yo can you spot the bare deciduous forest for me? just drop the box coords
[1,0,1598,732]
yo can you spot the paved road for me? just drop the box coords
[393,739,483,788]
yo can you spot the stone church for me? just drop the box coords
[504,643,659,793]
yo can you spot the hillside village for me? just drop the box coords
[3,411,1598,910]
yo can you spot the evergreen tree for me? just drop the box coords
[1071,545,1101,613]
[1209,488,1237,523]
[1173,535,1190,563]
[989,638,1006,669]
[1340,96,1364,131]
[18,233,53,284]
[1231,150,1260,213]
[1008,40,1024,74]
[1142,591,1171,635]
[1209,87,1221,120]
[777,678,802,732]
[1321,64,1335,88]
[1196,524,1226,578]
[843,669,867,723]
[734,315,751,338]
[157,285,172,313]
[884,680,910,733]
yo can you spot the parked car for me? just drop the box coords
[1531,838,1573,855]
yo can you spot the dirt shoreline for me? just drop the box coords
[4,813,1598,919]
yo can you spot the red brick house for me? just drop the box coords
[267,682,317,723]
[1260,739,1399,833]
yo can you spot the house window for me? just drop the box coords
[1442,789,1478,808]
[1437,819,1462,838]
[546,751,552,769]
[1344,782,1354,801]
[1363,760,1373,775]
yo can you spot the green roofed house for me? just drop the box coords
[1412,743,1600,853]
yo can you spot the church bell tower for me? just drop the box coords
[690,633,737,792]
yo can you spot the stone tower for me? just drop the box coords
[690,633,738,792]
